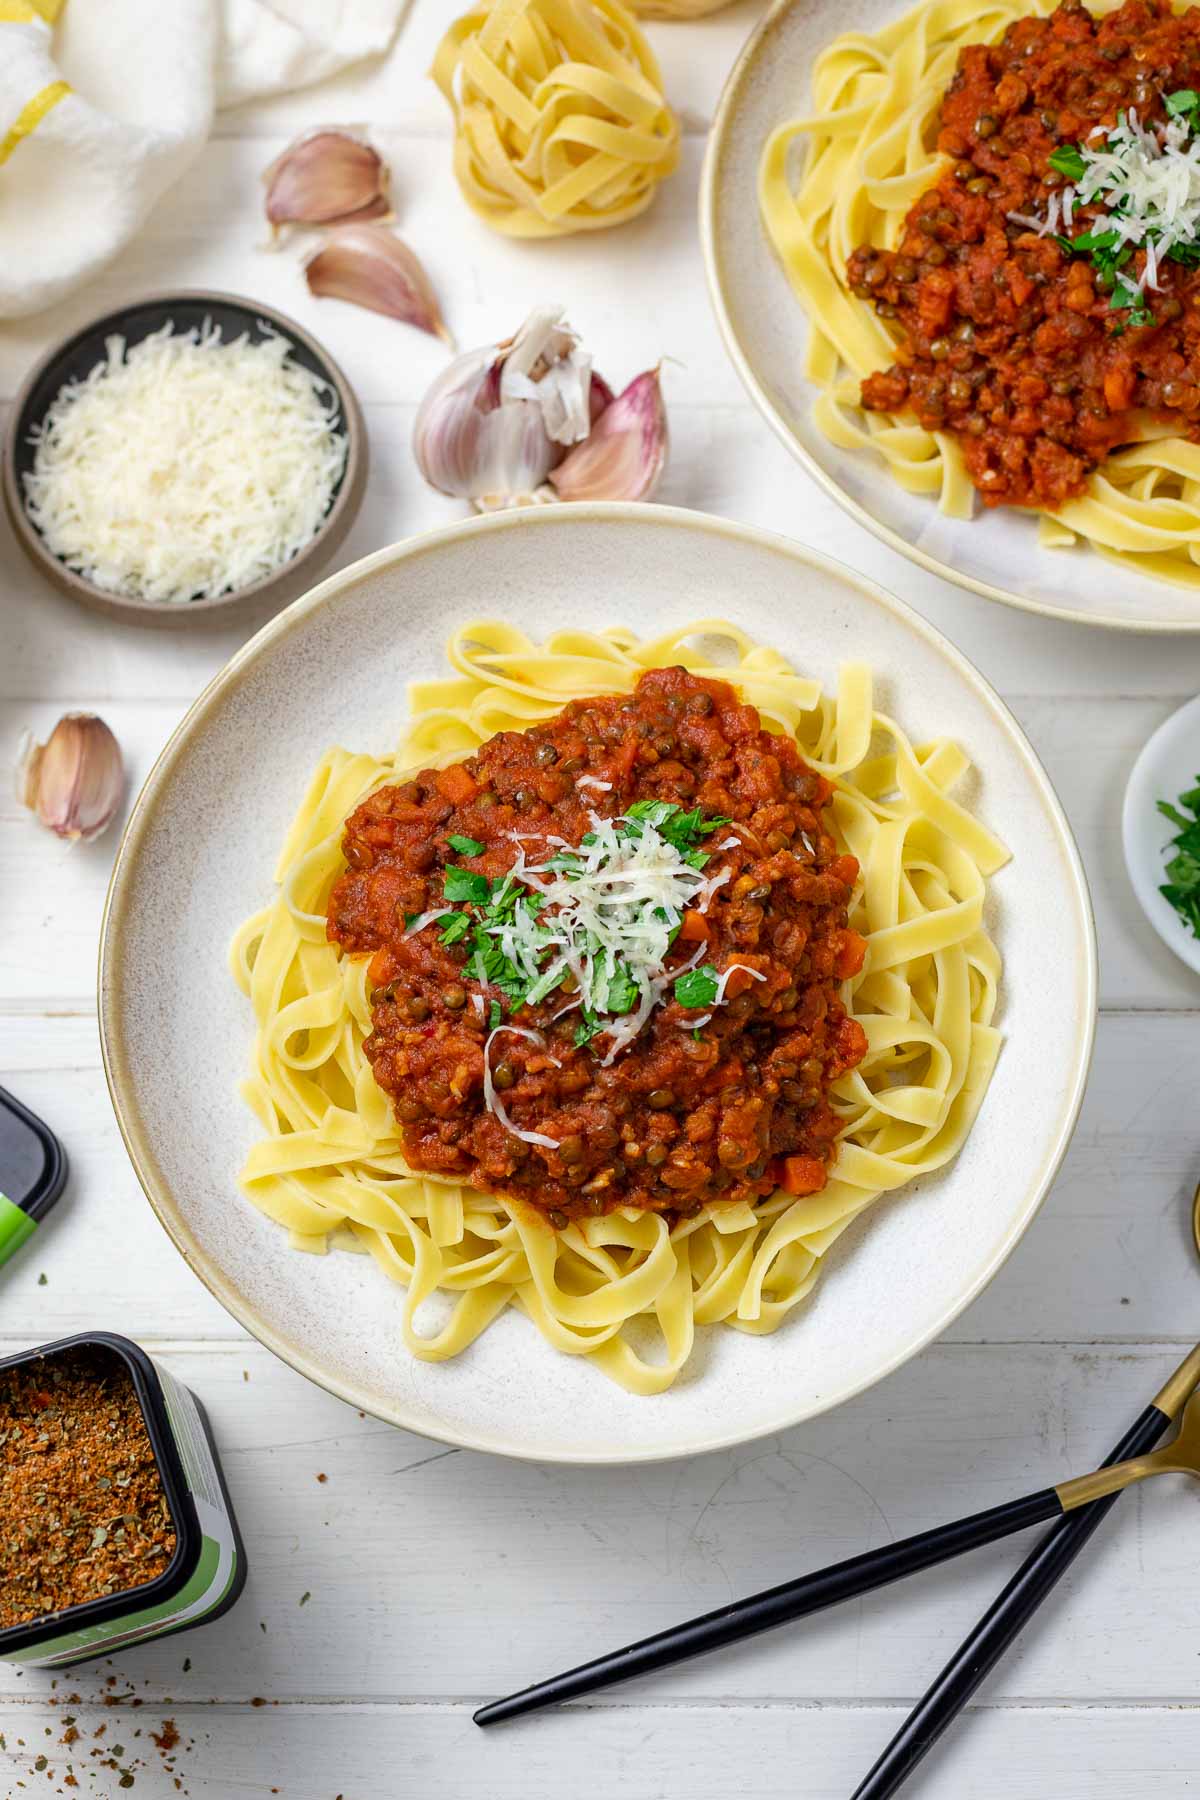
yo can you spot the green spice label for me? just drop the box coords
[0,1193,36,1266]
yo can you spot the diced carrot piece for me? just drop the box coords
[436,764,478,806]
[724,963,757,999]
[834,929,867,980]
[779,1155,828,1197]
[829,854,860,890]
[1103,362,1135,411]
[677,910,710,945]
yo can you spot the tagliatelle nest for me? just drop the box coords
[433,0,681,238]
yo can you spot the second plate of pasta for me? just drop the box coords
[99,505,1094,1462]
[702,0,1200,631]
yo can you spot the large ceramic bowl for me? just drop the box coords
[99,505,1096,1463]
[701,0,1200,633]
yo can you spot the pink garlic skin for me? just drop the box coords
[549,367,668,503]
[304,226,452,342]
[17,713,124,844]
[264,129,390,232]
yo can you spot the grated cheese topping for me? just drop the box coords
[23,321,348,603]
[487,809,728,1058]
[1013,105,1200,293]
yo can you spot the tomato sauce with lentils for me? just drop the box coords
[847,0,1200,510]
[327,668,868,1228]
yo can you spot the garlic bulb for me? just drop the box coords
[263,128,390,237]
[413,307,595,505]
[412,308,670,508]
[17,713,124,845]
[304,227,452,342]
[550,367,668,503]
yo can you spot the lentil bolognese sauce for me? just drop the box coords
[846,0,1200,512]
[327,667,868,1228]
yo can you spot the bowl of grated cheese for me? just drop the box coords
[3,292,367,626]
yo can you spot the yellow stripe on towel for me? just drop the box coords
[0,78,70,166]
[0,0,66,21]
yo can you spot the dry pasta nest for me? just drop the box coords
[434,0,681,237]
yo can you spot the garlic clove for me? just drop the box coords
[413,346,557,500]
[412,307,598,503]
[17,713,124,845]
[304,226,452,343]
[548,367,669,504]
[263,128,390,235]
[589,371,616,424]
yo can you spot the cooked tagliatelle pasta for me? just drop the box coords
[433,0,679,238]
[230,622,1006,1394]
[759,0,1200,586]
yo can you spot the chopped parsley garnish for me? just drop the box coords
[674,963,720,1009]
[1048,144,1086,181]
[1166,88,1200,127]
[443,866,491,905]
[413,803,744,1055]
[438,910,472,946]
[1157,777,1200,939]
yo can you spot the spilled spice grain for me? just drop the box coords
[0,1348,176,1629]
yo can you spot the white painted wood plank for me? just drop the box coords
[0,1342,1196,1707]
[0,1011,1196,1344]
[2,694,1195,1011]
[4,1700,1199,1800]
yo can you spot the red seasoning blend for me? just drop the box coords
[0,1347,176,1629]
[0,1334,246,1667]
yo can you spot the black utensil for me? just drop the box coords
[846,1347,1200,1796]
[474,1343,1200,1730]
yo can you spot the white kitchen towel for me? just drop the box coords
[0,0,408,320]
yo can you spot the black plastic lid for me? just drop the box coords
[0,1083,68,1222]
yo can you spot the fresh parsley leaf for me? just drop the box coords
[605,962,640,1015]
[438,911,472,946]
[1048,144,1086,180]
[443,866,491,905]
[446,833,484,856]
[1157,778,1200,940]
[1071,229,1119,252]
[404,911,419,929]
[674,963,720,1009]
[468,927,528,1001]
[1166,88,1200,119]
[1168,241,1200,267]
[574,1014,603,1048]
[488,999,502,1031]
[625,799,680,829]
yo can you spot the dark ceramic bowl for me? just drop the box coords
[3,290,368,628]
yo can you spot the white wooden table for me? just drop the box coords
[3,5,1200,1794]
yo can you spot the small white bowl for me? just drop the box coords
[1123,695,1200,977]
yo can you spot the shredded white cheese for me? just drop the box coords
[483,1025,561,1147]
[492,811,728,1040]
[1013,109,1200,290]
[24,321,349,603]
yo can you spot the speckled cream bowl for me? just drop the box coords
[701,0,1200,633]
[98,505,1096,1464]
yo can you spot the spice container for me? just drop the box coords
[0,1333,246,1667]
